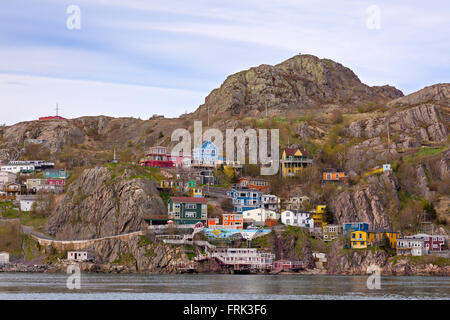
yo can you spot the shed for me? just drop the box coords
[0,252,9,264]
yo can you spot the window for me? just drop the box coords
[186,204,196,209]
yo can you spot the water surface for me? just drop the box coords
[0,273,449,300]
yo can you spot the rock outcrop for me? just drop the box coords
[46,166,166,240]
[388,83,450,106]
[194,54,403,118]
[329,171,400,229]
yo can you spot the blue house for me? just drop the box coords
[43,169,69,179]
[192,141,218,166]
[343,222,370,236]
[227,188,262,214]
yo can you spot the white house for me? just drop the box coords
[281,210,314,229]
[0,171,17,185]
[18,195,38,211]
[397,238,426,256]
[1,164,35,174]
[242,208,279,225]
[262,194,280,211]
[67,251,94,262]
[0,252,9,264]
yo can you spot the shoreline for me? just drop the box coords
[2,262,450,277]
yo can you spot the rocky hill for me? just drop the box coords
[192,54,403,119]
[46,164,166,240]
[0,53,448,244]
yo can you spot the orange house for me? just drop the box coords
[323,171,348,182]
[207,218,219,228]
[222,213,244,230]
[238,177,269,192]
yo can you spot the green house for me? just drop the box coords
[167,197,208,224]
[44,169,69,179]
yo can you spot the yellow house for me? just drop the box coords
[351,231,368,249]
[188,187,203,198]
[310,205,328,228]
[281,147,312,177]
[368,230,400,248]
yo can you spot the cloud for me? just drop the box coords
[0,0,448,125]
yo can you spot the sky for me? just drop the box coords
[0,0,448,125]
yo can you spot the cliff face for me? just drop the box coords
[46,165,166,240]
[329,171,400,229]
[194,54,403,118]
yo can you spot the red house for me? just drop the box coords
[140,146,175,168]
[273,260,305,270]
[38,116,67,121]
[46,179,65,186]
[417,234,447,252]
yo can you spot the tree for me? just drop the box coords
[324,206,334,224]
[422,200,437,221]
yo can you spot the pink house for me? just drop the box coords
[167,152,191,168]
[46,179,65,186]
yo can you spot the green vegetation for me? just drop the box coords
[391,255,450,267]
[112,252,137,265]
[0,203,48,232]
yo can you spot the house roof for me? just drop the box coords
[171,197,207,204]
[283,147,308,157]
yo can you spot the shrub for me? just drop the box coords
[330,110,343,124]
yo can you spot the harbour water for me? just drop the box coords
[0,273,449,299]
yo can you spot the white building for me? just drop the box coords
[242,208,279,225]
[19,198,36,211]
[281,210,314,229]
[67,251,94,262]
[1,164,35,174]
[0,252,9,264]
[397,238,426,256]
[0,171,17,185]
[262,194,280,211]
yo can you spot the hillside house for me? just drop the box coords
[237,177,269,192]
[343,222,370,236]
[262,194,280,211]
[0,252,9,264]
[242,208,279,226]
[280,147,312,177]
[397,238,426,256]
[285,195,310,211]
[46,179,66,186]
[140,146,175,168]
[44,169,69,179]
[18,195,38,211]
[323,225,340,241]
[228,188,262,213]
[192,141,219,167]
[167,197,208,224]
[1,164,35,174]
[351,231,369,249]
[406,234,447,253]
[322,169,348,182]
[367,230,400,248]
[281,210,314,229]
[67,251,94,262]
[222,213,244,230]
[310,205,328,228]
[26,179,46,189]
[0,172,17,185]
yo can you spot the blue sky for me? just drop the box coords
[0,0,448,125]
